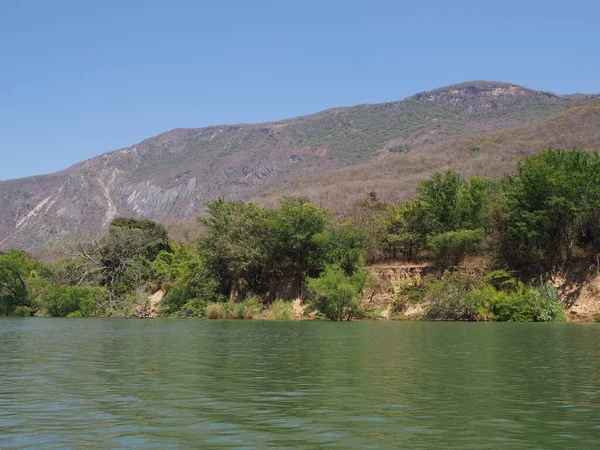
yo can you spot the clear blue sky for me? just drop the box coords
[1,0,599,180]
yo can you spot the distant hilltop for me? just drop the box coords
[0,81,598,250]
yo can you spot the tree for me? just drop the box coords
[38,285,106,317]
[313,224,367,276]
[0,249,35,315]
[153,243,221,317]
[501,148,600,266]
[427,229,484,266]
[306,265,369,321]
[199,198,276,297]
[416,170,466,233]
[273,197,328,276]
[376,200,434,261]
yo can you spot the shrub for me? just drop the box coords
[306,265,369,321]
[427,229,484,265]
[228,297,262,319]
[533,283,566,322]
[391,279,427,313]
[159,267,220,317]
[38,285,106,317]
[206,302,226,319]
[206,297,263,320]
[423,271,483,321]
[170,298,207,318]
[12,305,34,317]
[259,299,295,320]
[489,284,565,322]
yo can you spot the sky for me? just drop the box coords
[1,0,599,180]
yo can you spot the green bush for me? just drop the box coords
[427,229,484,265]
[159,266,220,317]
[206,302,226,319]
[259,299,295,320]
[228,297,262,319]
[490,284,565,322]
[423,271,483,321]
[12,305,34,317]
[169,298,208,318]
[38,285,106,317]
[206,297,263,320]
[391,279,427,313]
[306,265,369,321]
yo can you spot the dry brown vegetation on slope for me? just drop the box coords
[253,100,600,212]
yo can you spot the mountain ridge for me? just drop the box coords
[1,81,597,250]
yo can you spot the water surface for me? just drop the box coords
[1,319,599,448]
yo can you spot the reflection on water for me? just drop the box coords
[1,319,599,448]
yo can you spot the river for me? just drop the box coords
[1,319,599,448]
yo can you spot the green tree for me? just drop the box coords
[376,200,434,260]
[199,198,276,297]
[306,265,369,321]
[416,170,466,232]
[427,229,484,266]
[38,285,106,317]
[312,224,367,275]
[273,197,328,276]
[0,249,35,315]
[100,218,170,293]
[501,148,600,266]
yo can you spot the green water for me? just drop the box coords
[1,319,599,449]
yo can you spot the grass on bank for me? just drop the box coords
[205,298,295,320]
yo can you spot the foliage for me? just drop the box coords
[205,297,263,320]
[422,270,565,322]
[306,265,369,321]
[155,242,221,318]
[391,278,428,314]
[427,229,484,265]
[489,284,565,322]
[199,197,366,299]
[259,299,295,320]
[501,148,600,266]
[100,218,170,294]
[0,249,35,315]
[376,201,432,261]
[38,285,106,317]
[423,271,483,321]
[199,198,277,297]
[312,224,367,275]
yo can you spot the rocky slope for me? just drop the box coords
[0,81,595,249]
[254,99,600,211]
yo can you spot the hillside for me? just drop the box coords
[254,99,600,211]
[0,81,596,249]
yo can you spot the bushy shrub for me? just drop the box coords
[159,267,220,317]
[423,271,483,321]
[306,265,369,321]
[259,299,295,320]
[391,279,427,313]
[169,298,207,318]
[38,285,106,317]
[206,302,226,319]
[206,297,263,320]
[427,229,484,265]
[229,297,262,319]
[490,284,565,322]
[422,269,566,322]
[12,305,34,317]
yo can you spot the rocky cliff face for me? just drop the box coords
[0,81,594,250]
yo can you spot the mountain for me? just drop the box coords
[253,98,600,211]
[0,81,596,249]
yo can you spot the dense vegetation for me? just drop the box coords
[2,148,599,321]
